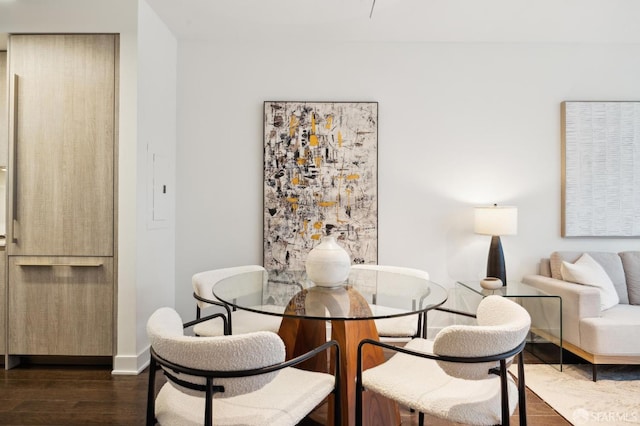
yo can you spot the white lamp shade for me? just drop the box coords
[474,205,518,236]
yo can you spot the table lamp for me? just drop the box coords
[474,204,518,286]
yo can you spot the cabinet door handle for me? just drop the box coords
[11,74,19,244]
[16,261,104,267]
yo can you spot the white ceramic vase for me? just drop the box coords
[480,277,503,290]
[305,236,351,287]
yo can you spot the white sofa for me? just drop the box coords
[523,251,640,380]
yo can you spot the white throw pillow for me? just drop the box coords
[560,253,620,310]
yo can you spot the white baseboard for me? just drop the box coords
[112,345,150,375]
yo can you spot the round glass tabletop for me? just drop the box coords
[212,268,448,321]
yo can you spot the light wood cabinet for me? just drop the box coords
[6,34,117,359]
[7,35,115,256]
[0,51,7,168]
[8,257,112,355]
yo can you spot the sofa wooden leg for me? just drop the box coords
[592,364,597,382]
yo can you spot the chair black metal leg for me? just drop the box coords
[415,313,423,338]
[421,312,428,339]
[499,359,510,425]
[222,304,233,335]
[355,342,370,426]
[205,378,213,426]
[146,357,157,426]
[418,412,425,426]
[355,369,363,425]
[517,353,527,426]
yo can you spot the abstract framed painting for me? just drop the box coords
[263,101,378,271]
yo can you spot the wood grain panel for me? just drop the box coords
[0,50,7,167]
[8,256,113,356]
[7,34,115,256]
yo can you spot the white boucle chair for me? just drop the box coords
[350,264,431,340]
[192,265,283,336]
[146,307,341,426]
[356,295,531,426]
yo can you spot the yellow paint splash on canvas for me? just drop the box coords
[309,113,318,146]
[289,115,299,137]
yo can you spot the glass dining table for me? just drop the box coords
[212,267,448,426]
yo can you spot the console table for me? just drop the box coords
[455,280,564,370]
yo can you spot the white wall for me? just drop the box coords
[112,26,140,373]
[129,0,177,372]
[174,40,640,319]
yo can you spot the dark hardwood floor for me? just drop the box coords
[0,351,571,425]
[0,363,147,425]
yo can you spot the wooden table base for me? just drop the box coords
[278,316,400,426]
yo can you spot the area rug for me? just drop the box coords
[512,364,640,425]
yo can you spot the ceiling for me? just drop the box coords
[1,0,639,50]
[145,0,640,43]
